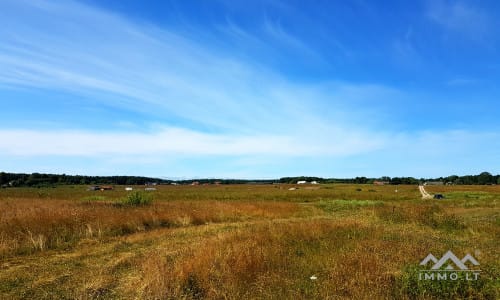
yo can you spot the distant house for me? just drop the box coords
[297,181,307,184]
[125,187,133,191]
[191,181,200,186]
[100,186,113,191]
[145,187,157,191]
[310,181,319,185]
[373,181,389,186]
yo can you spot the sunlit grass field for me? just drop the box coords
[0,184,498,299]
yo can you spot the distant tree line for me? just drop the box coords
[432,172,500,185]
[1,171,499,187]
[0,172,172,187]
[278,172,500,185]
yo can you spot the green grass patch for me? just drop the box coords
[444,191,499,202]
[377,205,466,231]
[394,264,498,299]
[81,195,108,202]
[119,191,153,206]
[423,213,467,231]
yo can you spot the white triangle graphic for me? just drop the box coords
[431,251,467,270]
[461,254,480,266]
[420,253,438,266]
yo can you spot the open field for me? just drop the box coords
[0,184,498,299]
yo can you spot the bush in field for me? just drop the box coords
[121,191,152,206]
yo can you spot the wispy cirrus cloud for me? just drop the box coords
[262,17,323,62]
[425,0,492,38]
[0,0,338,134]
[0,0,394,143]
[0,1,394,163]
[0,0,267,130]
[0,0,498,178]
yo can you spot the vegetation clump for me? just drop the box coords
[121,191,153,206]
[394,264,498,299]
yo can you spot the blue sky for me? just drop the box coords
[1,0,499,179]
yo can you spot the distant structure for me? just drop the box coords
[373,181,389,185]
[88,185,113,191]
[310,181,319,185]
[144,187,157,191]
[424,181,444,186]
[191,181,200,186]
[125,187,133,191]
[297,181,307,184]
[1,181,15,188]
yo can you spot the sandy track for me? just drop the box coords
[419,185,433,199]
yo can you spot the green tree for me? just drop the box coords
[477,172,493,185]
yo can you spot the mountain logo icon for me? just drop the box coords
[420,250,480,270]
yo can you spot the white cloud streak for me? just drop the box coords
[0,0,498,177]
[0,0,399,154]
[1,127,498,179]
[0,127,386,157]
[0,0,347,135]
[0,0,274,130]
[426,0,491,37]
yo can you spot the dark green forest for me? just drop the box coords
[1,171,498,187]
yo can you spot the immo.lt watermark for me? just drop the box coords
[418,250,481,281]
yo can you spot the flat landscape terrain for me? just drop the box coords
[0,184,498,299]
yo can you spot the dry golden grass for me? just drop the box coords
[0,184,498,299]
[138,206,498,299]
[0,197,299,257]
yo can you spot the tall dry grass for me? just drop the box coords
[0,183,421,257]
[137,204,499,299]
[0,198,298,257]
[138,219,441,299]
[1,185,498,299]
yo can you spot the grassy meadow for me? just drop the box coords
[0,184,498,299]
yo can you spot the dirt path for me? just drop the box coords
[418,185,432,199]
